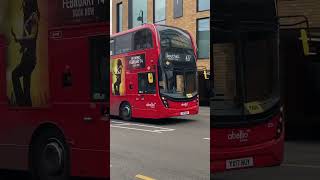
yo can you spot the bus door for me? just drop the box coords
[89,35,109,113]
[130,28,157,113]
[135,71,157,113]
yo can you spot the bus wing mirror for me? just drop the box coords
[300,29,310,56]
[148,73,154,84]
[203,69,209,80]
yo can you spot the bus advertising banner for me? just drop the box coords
[48,0,108,27]
[0,0,49,107]
[127,54,146,70]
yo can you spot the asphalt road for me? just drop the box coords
[212,141,320,180]
[110,107,210,180]
[2,109,320,180]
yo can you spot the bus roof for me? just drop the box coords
[111,24,155,38]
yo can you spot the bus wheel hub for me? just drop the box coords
[124,106,130,116]
[43,141,63,175]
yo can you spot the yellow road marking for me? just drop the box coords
[135,174,156,180]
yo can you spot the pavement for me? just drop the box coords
[110,107,210,180]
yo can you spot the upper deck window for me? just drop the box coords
[133,29,153,50]
[115,33,132,55]
[112,28,154,55]
[157,26,193,50]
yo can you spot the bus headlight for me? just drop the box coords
[161,97,169,108]
[276,110,284,138]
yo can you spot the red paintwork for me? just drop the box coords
[0,24,109,179]
[110,24,199,119]
[211,114,284,173]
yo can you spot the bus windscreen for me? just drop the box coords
[156,26,198,100]
[212,24,280,124]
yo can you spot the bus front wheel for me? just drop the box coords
[120,102,132,121]
[31,128,70,180]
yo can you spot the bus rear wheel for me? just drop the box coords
[31,129,70,180]
[120,103,132,121]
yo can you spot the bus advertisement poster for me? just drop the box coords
[127,54,146,70]
[111,57,125,96]
[0,0,49,107]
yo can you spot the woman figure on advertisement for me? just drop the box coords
[11,0,39,106]
[113,59,123,95]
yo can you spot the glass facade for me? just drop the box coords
[197,18,210,59]
[117,3,123,32]
[154,0,166,24]
[130,0,148,28]
[198,0,210,11]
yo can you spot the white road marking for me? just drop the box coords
[203,138,210,140]
[111,125,163,133]
[111,120,126,124]
[111,120,175,133]
[282,163,320,169]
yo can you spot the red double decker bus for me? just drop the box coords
[110,24,199,120]
[211,0,284,173]
[0,1,109,179]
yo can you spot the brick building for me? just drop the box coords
[278,0,320,28]
[112,0,210,104]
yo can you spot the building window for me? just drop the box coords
[197,0,210,12]
[154,0,166,24]
[116,3,123,32]
[129,0,148,28]
[197,18,210,59]
[173,0,183,18]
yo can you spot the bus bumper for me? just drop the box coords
[163,106,199,118]
[132,106,199,119]
[211,133,284,173]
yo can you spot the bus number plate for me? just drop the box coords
[244,102,264,114]
[180,111,190,116]
[226,157,254,169]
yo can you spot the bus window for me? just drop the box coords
[133,29,153,50]
[243,31,277,104]
[138,72,156,94]
[90,36,109,101]
[185,71,197,95]
[115,33,132,55]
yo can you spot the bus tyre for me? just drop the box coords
[120,103,132,121]
[31,129,70,180]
